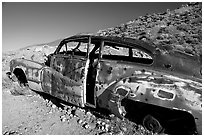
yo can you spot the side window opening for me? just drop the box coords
[58,40,89,57]
[102,42,153,64]
[57,38,97,58]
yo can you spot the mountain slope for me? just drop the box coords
[97,2,202,57]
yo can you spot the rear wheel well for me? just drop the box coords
[121,98,197,134]
[13,68,28,85]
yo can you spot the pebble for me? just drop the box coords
[58,107,63,111]
[66,110,72,115]
[97,121,101,125]
[77,119,83,124]
[61,117,66,122]
[121,127,127,132]
[89,122,96,129]
[52,104,56,109]
[101,126,105,131]
[83,123,89,129]
[74,109,84,117]
[86,111,92,116]
[72,106,76,110]
[102,122,106,126]
[105,124,110,131]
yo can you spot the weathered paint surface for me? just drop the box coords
[10,58,44,91]
[42,53,87,107]
[41,67,85,107]
[95,59,202,134]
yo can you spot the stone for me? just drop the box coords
[86,111,92,116]
[105,124,110,131]
[77,119,83,124]
[74,109,84,117]
[96,121,101,125]
[121,127,127,132]
[89,122,96,129]
[83,123,89,129]
[101,122,106,126]
[52,104,56,109]
[66,110,72,115]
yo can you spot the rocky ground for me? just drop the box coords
[2,2,201,135]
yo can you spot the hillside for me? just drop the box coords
[97,2,202,57]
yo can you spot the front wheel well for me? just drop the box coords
[13,68,28,85]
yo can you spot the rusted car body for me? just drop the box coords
[9,34,202,134]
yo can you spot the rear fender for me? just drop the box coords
[97,72,202,133]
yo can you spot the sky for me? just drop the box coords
[2,2,187,52]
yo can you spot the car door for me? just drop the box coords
[95,41,154,110]
[41,37,91,107]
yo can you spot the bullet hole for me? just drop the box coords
[151,72,155,75]
[35,72,38,77]
[128,78,131,82]
[123,79,126,83]
[145,98,148,101]
[136,86,139,91]
[124,67,127,71]
[200,68,202,76]
[152,89,156,92]
[164,64,172,69]
[129,93,136,98]
[107,67,112,74]
[98,99,102,105]
[95,86,99,91]
[195,117,198,120]
[141,93,144,95]
[141,69,145,73]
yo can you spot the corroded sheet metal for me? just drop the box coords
[41,67,85,107]
[96,59,202,134]
[42,53,87,107]
[10,58,43,83]
[51,55,86,83]
[10,58,44,92]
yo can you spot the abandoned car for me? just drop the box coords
[9,34,202,134]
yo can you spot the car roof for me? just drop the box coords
[62,34,156,54]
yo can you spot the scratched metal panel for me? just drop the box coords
[41,66,85,107]
[96,58,202,133]
[10,58,43,82]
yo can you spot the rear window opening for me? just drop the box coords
[102,42,153,65]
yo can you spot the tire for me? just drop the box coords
[143,114,164,133]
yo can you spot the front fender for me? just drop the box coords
[10,58,45,91]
